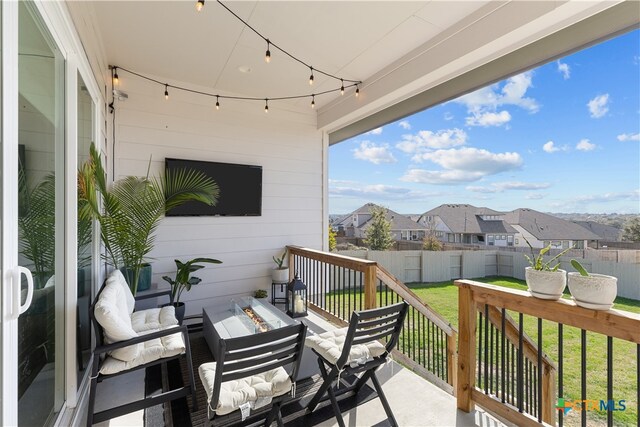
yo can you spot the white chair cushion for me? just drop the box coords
[131,306,178,333]
[94,279,141,362]
[107,270,136,315]
[99,327,185,375]
[199,364,292,416]
[305,327,386,366]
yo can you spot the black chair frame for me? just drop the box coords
[205,322,307,427]
[306,301,409,427]
[86,282,198,426]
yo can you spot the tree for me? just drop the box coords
[328,226,337,251]
[622,216,640,242]
[363,206,395,250]
[421,216,442,251]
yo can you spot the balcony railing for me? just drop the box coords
[456,279,640,427]
[287,246,458,393]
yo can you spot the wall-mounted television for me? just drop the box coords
[165,158,262,217]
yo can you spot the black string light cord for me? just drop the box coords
[110,65,360,110]
[213,0,360,85]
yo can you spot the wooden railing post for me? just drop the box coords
[287,250,295,282]
[447,330,458,394]
[541,363,556,424]
[364,264,377,310]
[457,283,476,412]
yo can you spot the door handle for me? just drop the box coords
[13,266,34,318]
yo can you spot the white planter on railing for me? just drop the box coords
[525,267,566,300]
[567,272,617,310]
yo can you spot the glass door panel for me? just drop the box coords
[17,2,65,425]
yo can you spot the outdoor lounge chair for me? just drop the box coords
[305,301,409,427]
[86,270,197,426]
[199,322,307,427]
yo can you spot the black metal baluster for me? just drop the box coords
[432,311,437,373]
[506,340,510,403]
[559,323,564,427]
[607,336,613,427]
[581,329,587,427]
[347,269,351,317]
[501,308,506,403]
[518,312,524,412]
[478,311,483,387]
[421,317,426,369]
[490,322,494,395]
[511,343,515,405]
[359,271,363,311]
[538,318,543,422]
[485,305,489,394]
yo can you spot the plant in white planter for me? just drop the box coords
[524,239,572,300]
[162,257,222,324]
[568,259,617,310]
[271,251,289,282]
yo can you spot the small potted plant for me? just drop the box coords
[567,259,618,310]
[162,257,222,324]
[271,250,289,282]
[254,289,268,299]
[524,239,572,300]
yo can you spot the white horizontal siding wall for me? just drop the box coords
[111,76,324,314]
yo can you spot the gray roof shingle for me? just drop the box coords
[503,209,601,240]
[421,204,516,234]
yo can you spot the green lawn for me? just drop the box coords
[408,277,639,426]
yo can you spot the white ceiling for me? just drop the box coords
[89,1,489,109]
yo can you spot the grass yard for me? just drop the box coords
[408,276,639,427]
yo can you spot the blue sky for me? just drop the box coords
[329,30,640,215]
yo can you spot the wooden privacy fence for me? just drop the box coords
[456,280,640,427]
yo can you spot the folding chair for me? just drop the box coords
[199,322,307,427]
[305,301,409,427]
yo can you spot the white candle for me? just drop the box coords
[294,294,304,313]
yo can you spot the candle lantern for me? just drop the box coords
[286,274,308,318]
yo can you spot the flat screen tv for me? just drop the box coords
[165,158,262,217]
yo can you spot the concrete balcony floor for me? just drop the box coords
[85,310,509,427]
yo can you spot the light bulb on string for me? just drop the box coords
[265,40,271,63]
[355,85,360,97]
[311,95,315,109]
[340,79,344,96]
[164,84,169,100]
[264,99,269,113]
[309,67,314,85]
[215,96,220,110]
[196,0,204,12]
[113,68,119,85]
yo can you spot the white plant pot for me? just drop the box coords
[271,267,289,283]
[525,267,566,300]
[567,272,617,310]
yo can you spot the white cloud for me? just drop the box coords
[466,181,551,193]
[576,139,596,151]
[400,148,523,184]
[329,182,441,201]
[557,61,570,79]
[366,127,383,135]
[444,112,454,121]
[543,140,559,153]
[352,141,397,164]
[466,110,511,127]
[526,193,545,200]
[617,133,640,142]
[569,189,639,204]
[396,128,467,161]
[398,121,411,130]
[587,94,609,118]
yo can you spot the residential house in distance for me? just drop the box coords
[333,203,427,241]
[572,220,623,248]
[417,204,517,246]
[504,208,601,249]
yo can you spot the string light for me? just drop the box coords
[311,95,315,109]
[340,79,344,96]
[264,99,269,113]
[265,40,271,63]
[355,85,360,97]
[309,67,314,85]
[113,68,119,85]
[110,66,361,111]
[196,0,204,12]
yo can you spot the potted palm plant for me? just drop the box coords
[567,259,618,310]
[78,143,219,294]
[162,257,222,324]
[524,238,572,300]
